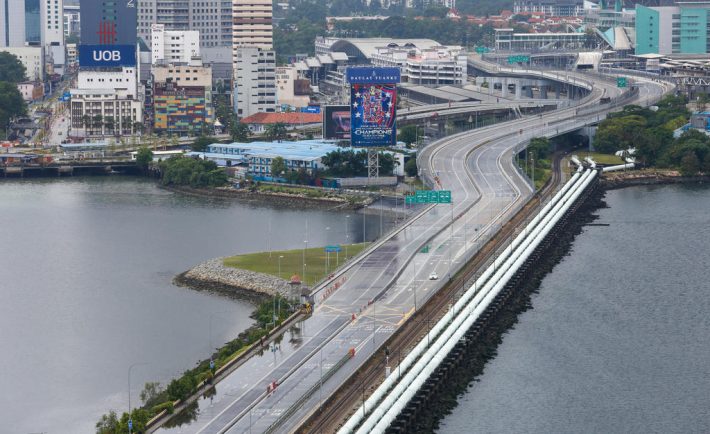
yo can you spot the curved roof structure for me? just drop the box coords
[327,38,441,63]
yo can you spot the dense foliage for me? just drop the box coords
[134,147,153,170]
[593,95,710,174]
[159,156,228,188]
[321,149,397,177]
[0,82,27,133]
[190,136,218,152]
[0,52,27,83]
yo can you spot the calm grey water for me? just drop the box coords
[439,184,710,434]
[0,177,385,434]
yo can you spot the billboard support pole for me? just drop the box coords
[367,148,379,180]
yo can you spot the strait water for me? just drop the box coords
[440,184,710,434]
[0,177,387,434]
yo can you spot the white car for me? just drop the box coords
[428,271,438,280]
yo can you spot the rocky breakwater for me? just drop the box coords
[175,258,301,303]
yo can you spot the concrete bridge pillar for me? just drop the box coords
[501,78,509,98]
[526,86,534,98]
[540,85,548,99]
[514,81,522,99]
[555,84,561,99]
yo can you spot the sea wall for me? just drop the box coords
[175,258,296,302]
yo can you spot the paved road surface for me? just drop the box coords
[154,70,670,434]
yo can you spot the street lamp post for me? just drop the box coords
[345,215,350,260]
[128,362,148,434]
[325,226,330,273]
[362,206,367,243]
[303,240,308,285]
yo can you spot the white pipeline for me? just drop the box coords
[366,169,598,433]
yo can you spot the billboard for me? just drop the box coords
[79,45,136,68]
[350,83,397,147]
[346,67,401,84]
[80,0,137,45]
[323,105,350,140]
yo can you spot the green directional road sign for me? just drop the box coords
[405,195,414,205]
[438,190,452,203]
[475,46,490,54]
[617,77,627,88]
[508,55,530,64]
[427,190,440,203]
[415,190,428,204]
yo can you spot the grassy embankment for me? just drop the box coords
[224,243,369,287]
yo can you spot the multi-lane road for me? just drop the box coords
[154,67,670,434]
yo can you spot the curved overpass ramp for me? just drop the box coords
[153,66,671,434]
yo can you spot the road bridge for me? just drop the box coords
[151,62,671,434]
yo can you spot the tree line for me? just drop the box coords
[594,95,710,175]
[0,52,29,139]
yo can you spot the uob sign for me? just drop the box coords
[79,45,136,67]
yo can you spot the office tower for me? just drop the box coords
[137,0,233,48]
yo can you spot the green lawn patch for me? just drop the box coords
[223,243,370,286]
[577,152,624,165]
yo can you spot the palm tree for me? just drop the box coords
[92,114,103,136]
[264,123,288,142]
[82,114,91,136]
[104,116,115,136]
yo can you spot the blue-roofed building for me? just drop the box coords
[197,140,344,177]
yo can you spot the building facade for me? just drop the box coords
[513,0,584,16]
[370,45,467,85]
[494,28,587,51]
[234,45,276,118]
[635,4,710,55]
[0,46,44,80]
[137,0,233,48]
[80,0,137,45]
[0,0,26,47]
[232,0,272,49]
[69,88,143,136]
[152,62,213,135]
[63,4,80,38]
[151,24,200,64]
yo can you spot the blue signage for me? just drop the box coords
[351,83,397,147]
[79,44,136,67]
[346,67,401,84]
[325,245,342,253]
[300,106,321,114]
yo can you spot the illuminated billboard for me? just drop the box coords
[323,105,350,140]
[78,45,136,68]
[350,83,397,147]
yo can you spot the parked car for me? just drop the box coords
[428,271,438,280]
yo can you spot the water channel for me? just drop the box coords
[439,184,710,433]
[0,177,390,434]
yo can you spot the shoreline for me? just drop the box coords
[174,257,302,304]
[162,184,370,210]
[600,169,710,189]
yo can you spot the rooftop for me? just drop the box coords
[208,140,343,161]
[241,112,322,125]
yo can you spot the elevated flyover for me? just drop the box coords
[153,62,671,434]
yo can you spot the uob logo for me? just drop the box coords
[92,50,122,62]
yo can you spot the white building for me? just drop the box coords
[78,67,138,97]
[17,81,43,101]
[151,24,200,65]
[66,43,77,65]
[235,46,276,118]
[0,46,45,81]
[370,45,467,85]
[63,4,80,38]
[42,0,65,71]
[276,66,310,108]
[69,88,143,137]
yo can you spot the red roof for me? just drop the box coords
[241,112,322,125]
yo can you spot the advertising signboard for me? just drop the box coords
[323,105,351,140]
[350,83,397,147]
[346,67,401,84]
[78,44,136,68]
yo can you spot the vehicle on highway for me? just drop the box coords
[428,271,438,280]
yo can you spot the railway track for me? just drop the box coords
[298,152,566,434]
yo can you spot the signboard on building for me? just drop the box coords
[300,106,321,114]
[80,0,137,45]
[323,105,351,140]
[78,45,136,67]
[346,67,401,84]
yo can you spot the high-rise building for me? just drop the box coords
[635,3,710,55]
[150,24,200,64]
[0,0,27,47]
[42,0,65,71]
[232,0,276,118]
[80,0,137,45]
[137,0,232,48]
[232,0,272,49]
